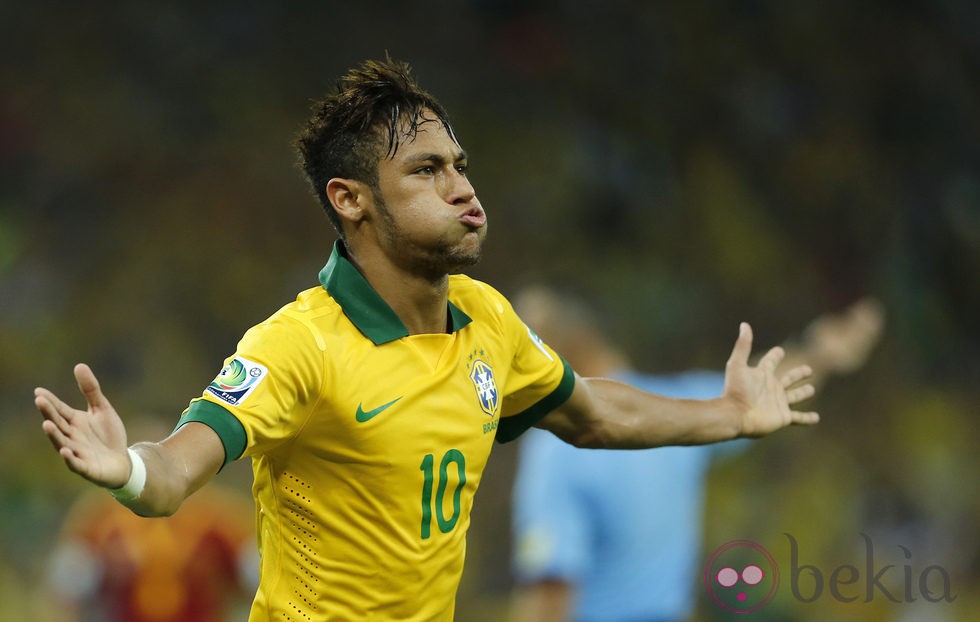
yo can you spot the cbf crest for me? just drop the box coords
[468,357,499,417]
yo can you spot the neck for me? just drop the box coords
[345,243,451,335]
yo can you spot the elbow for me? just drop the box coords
[555,427,609,450]
[145,501,180,518]
[127,496,182,518]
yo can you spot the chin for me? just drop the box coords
[420,230,484,275]
[446,249,481,273]
[445,243,484,274]
[412,245,480,278]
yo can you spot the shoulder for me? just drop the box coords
[448,275,523,330]
[448,275,513,315]
[448,276,535,350]
[243,285,346,353]
[279,284,346,327]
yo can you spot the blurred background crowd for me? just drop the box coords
[1,1,977,620]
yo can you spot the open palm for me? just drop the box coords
[724,323,820,437]
[35,363,131,488]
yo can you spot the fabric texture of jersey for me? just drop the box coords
[177,242,574,621]
[511,370,746,622]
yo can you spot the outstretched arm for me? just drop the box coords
[537,323,818,449]
[779,296,884,386]
[35,363,224,516]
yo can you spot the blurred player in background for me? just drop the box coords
[43,419,256,622]
[0,555,32,621]
[45,485,256,622]
[510,284,884,622]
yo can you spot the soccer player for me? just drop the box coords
[34,57,819,621]
[510,285,883,622]
[45,483,256,622]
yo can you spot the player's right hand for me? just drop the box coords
[35,364,131,489]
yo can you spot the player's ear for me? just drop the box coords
[326,178,368,225]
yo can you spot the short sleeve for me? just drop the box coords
[493,296,575,442]
[177,313,324,464]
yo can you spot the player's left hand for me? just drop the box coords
[723,322,819,437]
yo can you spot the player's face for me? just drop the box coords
[369,114,487,276]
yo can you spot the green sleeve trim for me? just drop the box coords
[175,400,248,469]
[496,358,576,444]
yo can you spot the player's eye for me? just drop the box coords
[414,165,435,175]
[455,164,468,175]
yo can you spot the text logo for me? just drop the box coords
[704,534,957,613]
[787,533,956,604]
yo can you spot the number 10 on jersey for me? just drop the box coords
[419,450,466,539]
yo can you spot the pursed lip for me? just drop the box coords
[459,206,487,228]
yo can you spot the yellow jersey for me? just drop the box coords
[177,242,574,621]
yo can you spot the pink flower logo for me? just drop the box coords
[704,540,780,613]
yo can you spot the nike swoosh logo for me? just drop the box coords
[355,397,402,423]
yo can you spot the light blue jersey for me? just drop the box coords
[512,370,744,622]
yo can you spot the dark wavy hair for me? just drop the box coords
[294,57,455,241]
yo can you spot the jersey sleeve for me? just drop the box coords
[494,294,575,443]
[176,312,324,466]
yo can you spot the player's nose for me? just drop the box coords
[446,169,476,205]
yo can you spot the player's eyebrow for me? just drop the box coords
[403,149,468,167]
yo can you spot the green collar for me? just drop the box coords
[318,241,473,345]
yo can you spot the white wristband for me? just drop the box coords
[109,448,147,502]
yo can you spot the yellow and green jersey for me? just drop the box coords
[177,242,574,621]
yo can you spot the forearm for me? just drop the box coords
[541,377,742,450]
[537,324,818,450]
[115,443,191,517]
[113,424,224,517]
